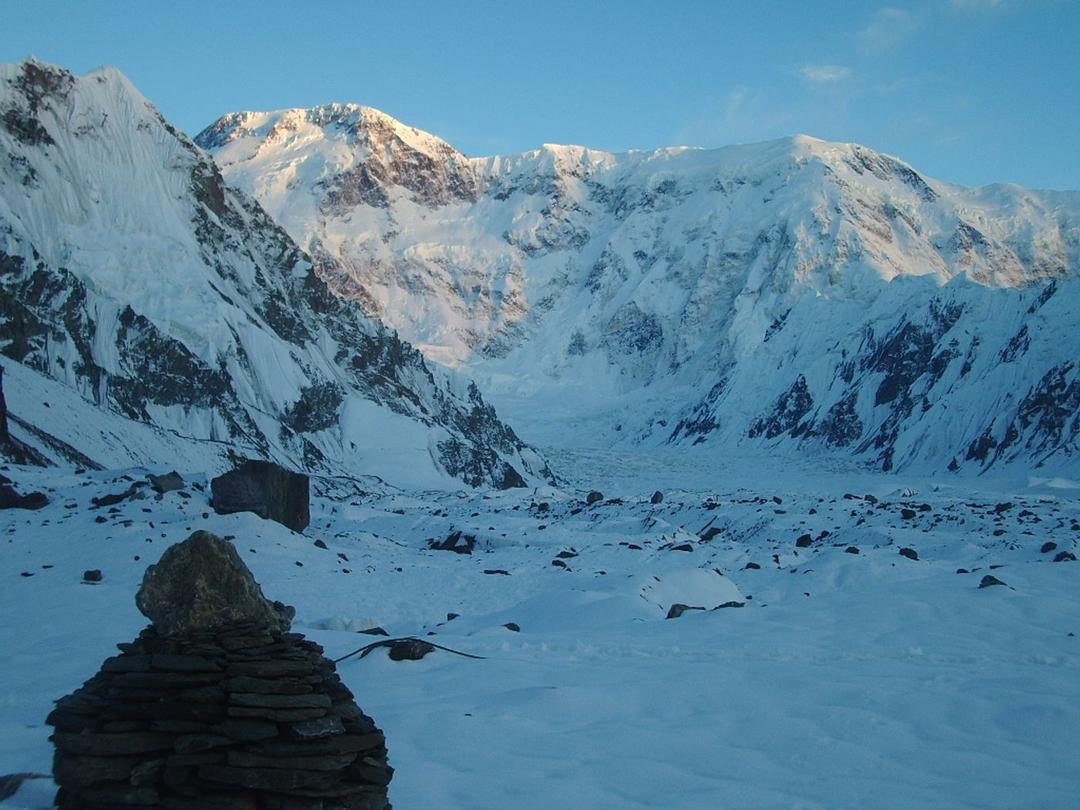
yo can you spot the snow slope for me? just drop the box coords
[200,106,1080,473]
[1,453,1078,808]
[0,61,552,489]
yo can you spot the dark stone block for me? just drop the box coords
[387,640,434,661]
[210,719,279,742]
[151,654,223,673]
[173,734,233,754]
[52,755,138,787]
[227,706,328,722]
[148,471,184,494]
[211,460,309,532]
[199,764,341,792]
[284,716,345,741]
[226,749,358,771]
[666,604,705,619]
[428,530,476,554]
[230,692,332,711]
[227,675,314,695]
[53,731,174,756]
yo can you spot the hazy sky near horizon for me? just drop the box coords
[3,0,1078,189]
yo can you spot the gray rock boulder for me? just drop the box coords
[135,531,293,636]
[210,459,309,532]
[147,471,184,494]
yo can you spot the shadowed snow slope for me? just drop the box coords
[201,105,1080,474]
[0,61,551,489]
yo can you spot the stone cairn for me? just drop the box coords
[47,531,393,809]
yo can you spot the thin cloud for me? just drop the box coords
[801,64,852,83]
[950,0,1004,9]
[856,7,922,53]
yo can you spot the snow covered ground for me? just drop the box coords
[1,452,1078,808]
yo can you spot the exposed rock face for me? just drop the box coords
[203,104,1080,474]
[49,531,393,809]
[136,531,294,636]
[0,60,552,490]
[211,461,310,533]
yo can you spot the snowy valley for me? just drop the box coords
[1,60,1078,809]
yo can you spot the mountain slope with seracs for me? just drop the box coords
[199,104,1080,473]
[0,61,552,488]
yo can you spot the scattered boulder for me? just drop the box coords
[844,546,860,555]
[795,533,813,548]
[899,547,919,561]
[979,574,1008,588]
[666,604,705,620]
[586,491,604,505]
[671,543,694,552]
[1040,542,1057,553]
[210,460,310,533]
[0,485,49,510]
[503,622,520,632]
[700,527,723,542]
[428,531,476,554]
[743,562,761,570]
[1054,551,1077,562]
[82,569,103,583]
[0,773,50,802]
[92,484,148,508]
[650,491,664,505]
[147,471,184,494]
[901,508,917,520]
[713,601,745,609]
[48,530,392,809]
[387,639,435,661]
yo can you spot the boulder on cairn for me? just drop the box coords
[47,531,393,810]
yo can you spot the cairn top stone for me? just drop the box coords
[136,530,292,636]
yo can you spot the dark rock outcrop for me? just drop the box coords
[427,531,476,555]
[48,531,392,809]
[0,484,48,510]
[148,472,184,494]
[211,461,309,533]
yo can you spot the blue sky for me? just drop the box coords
[3,0,1078,189]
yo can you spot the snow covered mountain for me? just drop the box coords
[0,61,552,488]
[199,105,1080,473]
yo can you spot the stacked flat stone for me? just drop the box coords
[47,531,393,809]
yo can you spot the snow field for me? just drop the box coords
[1,456,1078,808]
